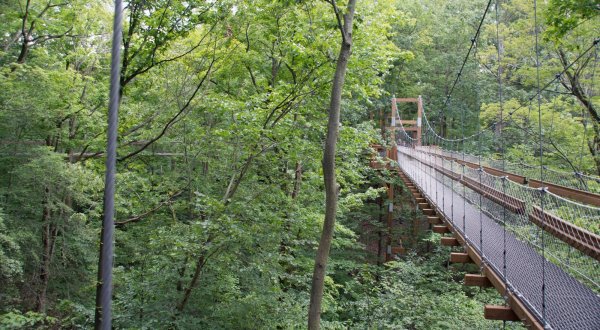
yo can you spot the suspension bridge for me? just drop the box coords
[365,0,600,327]
[370,95,600,330]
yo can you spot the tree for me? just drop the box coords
[308,0,357,328]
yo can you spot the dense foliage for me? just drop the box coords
[0,0,596,328]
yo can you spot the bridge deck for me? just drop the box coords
[399,150,600,330]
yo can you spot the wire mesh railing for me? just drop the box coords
[414,145,600,195]
[396,142,600,329]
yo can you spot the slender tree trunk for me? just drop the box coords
[16,0,32,64]
[176,255,189,292]
[36,187,52,312]
[291,161,303,200]
[17,38,30,64]
[308,1,356,329]
[377,197,384,266]
[174,237,220,314]
[176,253,206,312]
[280,161,303,254]
[558,48,600,174]
[589,123,600,175]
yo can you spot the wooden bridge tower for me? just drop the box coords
[370,96,425,262]
[391,96,423,147]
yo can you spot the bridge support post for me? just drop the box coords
[464,274,493,287]
[484,305,519,322]
[385,183,394,262]
[440,237,459,246]
[432,225,450,234]
[450,252,473,263]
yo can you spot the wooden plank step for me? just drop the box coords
[464,274,493,287]
[427,216,442,224]
[422,209,435,216]
[484,305,519,321]
[450,252,473,263]
[441,237,459,246]
[418,202,430,208]
[432,225,450,234]
[415,197,426,202]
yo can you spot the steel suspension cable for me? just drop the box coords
[494,2,510,320]
[461,87,467,238]
[443,0,494,109]
[449,101,455,227]
[533,0,547,324]
[419,39,599,146]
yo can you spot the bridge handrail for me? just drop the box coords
[399,146,600,265]
[414,147,600,207]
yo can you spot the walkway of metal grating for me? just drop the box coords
[398,149,600,330]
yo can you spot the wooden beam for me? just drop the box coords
[464,274,493,287]
[441,237,459,246]
[441,150,600,207]
[450,252,473,263]
[466,245,483,266]
[418,202,430,209]
[432,225,450,234]
[529,179,600,207]
[427,216,442,225]
[484,305,519,322]
[394,97,418,103]
[422,209,435,216]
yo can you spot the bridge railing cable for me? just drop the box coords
[395,142,600,329]
[418,38,599,147]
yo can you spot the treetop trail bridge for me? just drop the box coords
[366,0,600,328]
[370,96,600,329]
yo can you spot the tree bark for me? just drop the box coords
[557,48,600,174]
[175,253,206,312]
[16,0,32,64]
[36,186,54,312]
[291,161,303,200]
[377,197,384,266]
[307,1,356,329]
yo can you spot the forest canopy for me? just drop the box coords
[0,0,597,328]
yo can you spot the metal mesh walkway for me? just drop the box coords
[398,148,600,330]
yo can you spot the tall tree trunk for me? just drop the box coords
[291,161,303,200]
[36,187,53,312]
[174,237,219,314]
[176,253,206,312]
[308,1,356,329]
[377,197,384,266]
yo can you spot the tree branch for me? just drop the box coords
[115,190,185,227]
[118,55,217,162]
